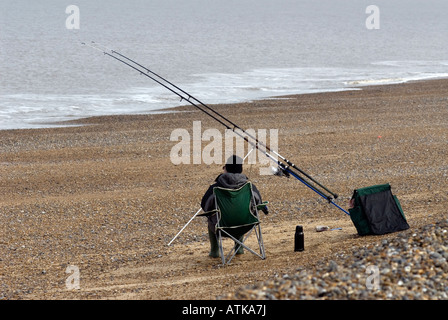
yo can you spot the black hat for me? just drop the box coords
[225,155,243,173]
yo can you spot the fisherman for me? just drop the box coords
[201,155,268,258]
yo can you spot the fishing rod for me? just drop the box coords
[87,41,338,199]
[83,41,349,215]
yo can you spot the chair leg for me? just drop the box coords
[256,224,266,259]
[216,225,266,265]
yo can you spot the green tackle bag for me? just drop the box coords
[349,183,409,236]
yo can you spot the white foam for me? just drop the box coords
[1,62,448,130]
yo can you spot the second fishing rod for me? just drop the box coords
[91,41,338,201]
[84,41,348,214]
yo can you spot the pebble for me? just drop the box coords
[221,219,448,300]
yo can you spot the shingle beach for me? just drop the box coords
[1,79,447,300]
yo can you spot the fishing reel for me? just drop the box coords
[271,165,290,178]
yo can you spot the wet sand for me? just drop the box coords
[1,79,447,300]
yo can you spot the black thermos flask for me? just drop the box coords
[294,225,304,251]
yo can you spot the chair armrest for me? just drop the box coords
[256,201,269,215]
[198,209,218,217]
[256,201,269,209]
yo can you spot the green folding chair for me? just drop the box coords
[212,182,267,265]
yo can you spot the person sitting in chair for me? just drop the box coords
[201,154,268,258]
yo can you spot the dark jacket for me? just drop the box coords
[201,173,263,213]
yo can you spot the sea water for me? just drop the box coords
[1,0,447,129]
